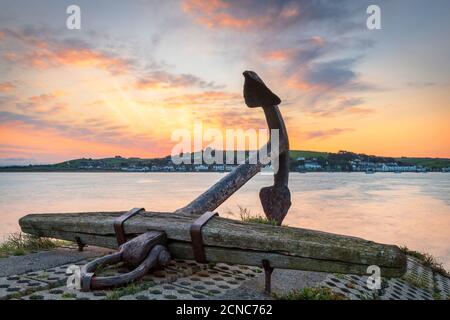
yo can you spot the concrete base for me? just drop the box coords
[0,246,449,300]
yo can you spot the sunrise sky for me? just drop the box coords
[0,0,449,165]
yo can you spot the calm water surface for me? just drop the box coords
[1,172,449,268]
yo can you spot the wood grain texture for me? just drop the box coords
[19,211,407,277]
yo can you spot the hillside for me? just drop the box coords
[288,150,329,160]
[0,150,449,172]
[395,157,450,169]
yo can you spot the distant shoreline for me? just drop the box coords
[0,170,448,174]
[1,150,449,173]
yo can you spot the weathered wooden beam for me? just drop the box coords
[19,211,407,277]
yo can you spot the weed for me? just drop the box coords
[403,274,430,290]
[231,206,279,226]
[274,286,347,300]
[106,281,155,300]
[400,246,449,277]
[61,292,77,299]
[0,233,67,258]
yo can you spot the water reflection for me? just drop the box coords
[0,172,449,268]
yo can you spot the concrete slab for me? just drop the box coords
[0,246,110,277]
[434,273,450,299]
[120,283,206,300]
[5,247,450,300]
[0,275,50,300]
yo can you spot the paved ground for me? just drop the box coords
[0,246,110,277]
[0,246,449,300]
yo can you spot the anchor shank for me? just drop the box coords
[174,148,270,215]
[262,105,289,187]
[174,71,291,219]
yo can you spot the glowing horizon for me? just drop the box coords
[1,0,449,166]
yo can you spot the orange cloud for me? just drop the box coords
[163,91,241,107]
[29,93,57,104]
[263,49,293,62]
[3,52,19,62]
[182,0,269,30]
[286,77,316,91]
[304,128,354,140]
[135,71,222,90]
[0,125,167,162]
[310,36,325,46]
[20,48,130,73]
[5,91,67,114]
[208,13,264,29]
[2,28,130,73]
[280,6,300,18]
[0,82,16,92]
[182,0,227,21]
[134,79,168,90]
[58,49,128,73]
[345,107,374,115]
[183,0,228,14]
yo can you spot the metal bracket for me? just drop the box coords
[114,207,145,246]
[80,208,172,292]
[190,211,218,263]
[80,231,170,291]
[75,236,86,252]
[262,259,274,295]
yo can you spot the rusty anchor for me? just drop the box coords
[19,71,407,294]
[243,71,291,225]
[80,71,291,293]
[175,71,291,226]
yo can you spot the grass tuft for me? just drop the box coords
[232,206,280,226]
[400,246,449,277]
[61,292,77,299]
[106,281,155,300]
[403,274,430,290]
[432,292,442,300]
[274,286,347,300]
[0,232,66,258]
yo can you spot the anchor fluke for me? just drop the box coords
[260,184,291,225]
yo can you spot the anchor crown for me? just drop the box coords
[243,70,281,108]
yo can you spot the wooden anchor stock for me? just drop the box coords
[19,211,407,278]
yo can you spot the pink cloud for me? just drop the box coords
[182,0,299,30]
[304,128,354,140]
[263,49,294,62]
[0,82,16,93]
[15,47,130,73]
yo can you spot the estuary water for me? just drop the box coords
[0,172,449,268]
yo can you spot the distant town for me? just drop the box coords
[1,150,450,173]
